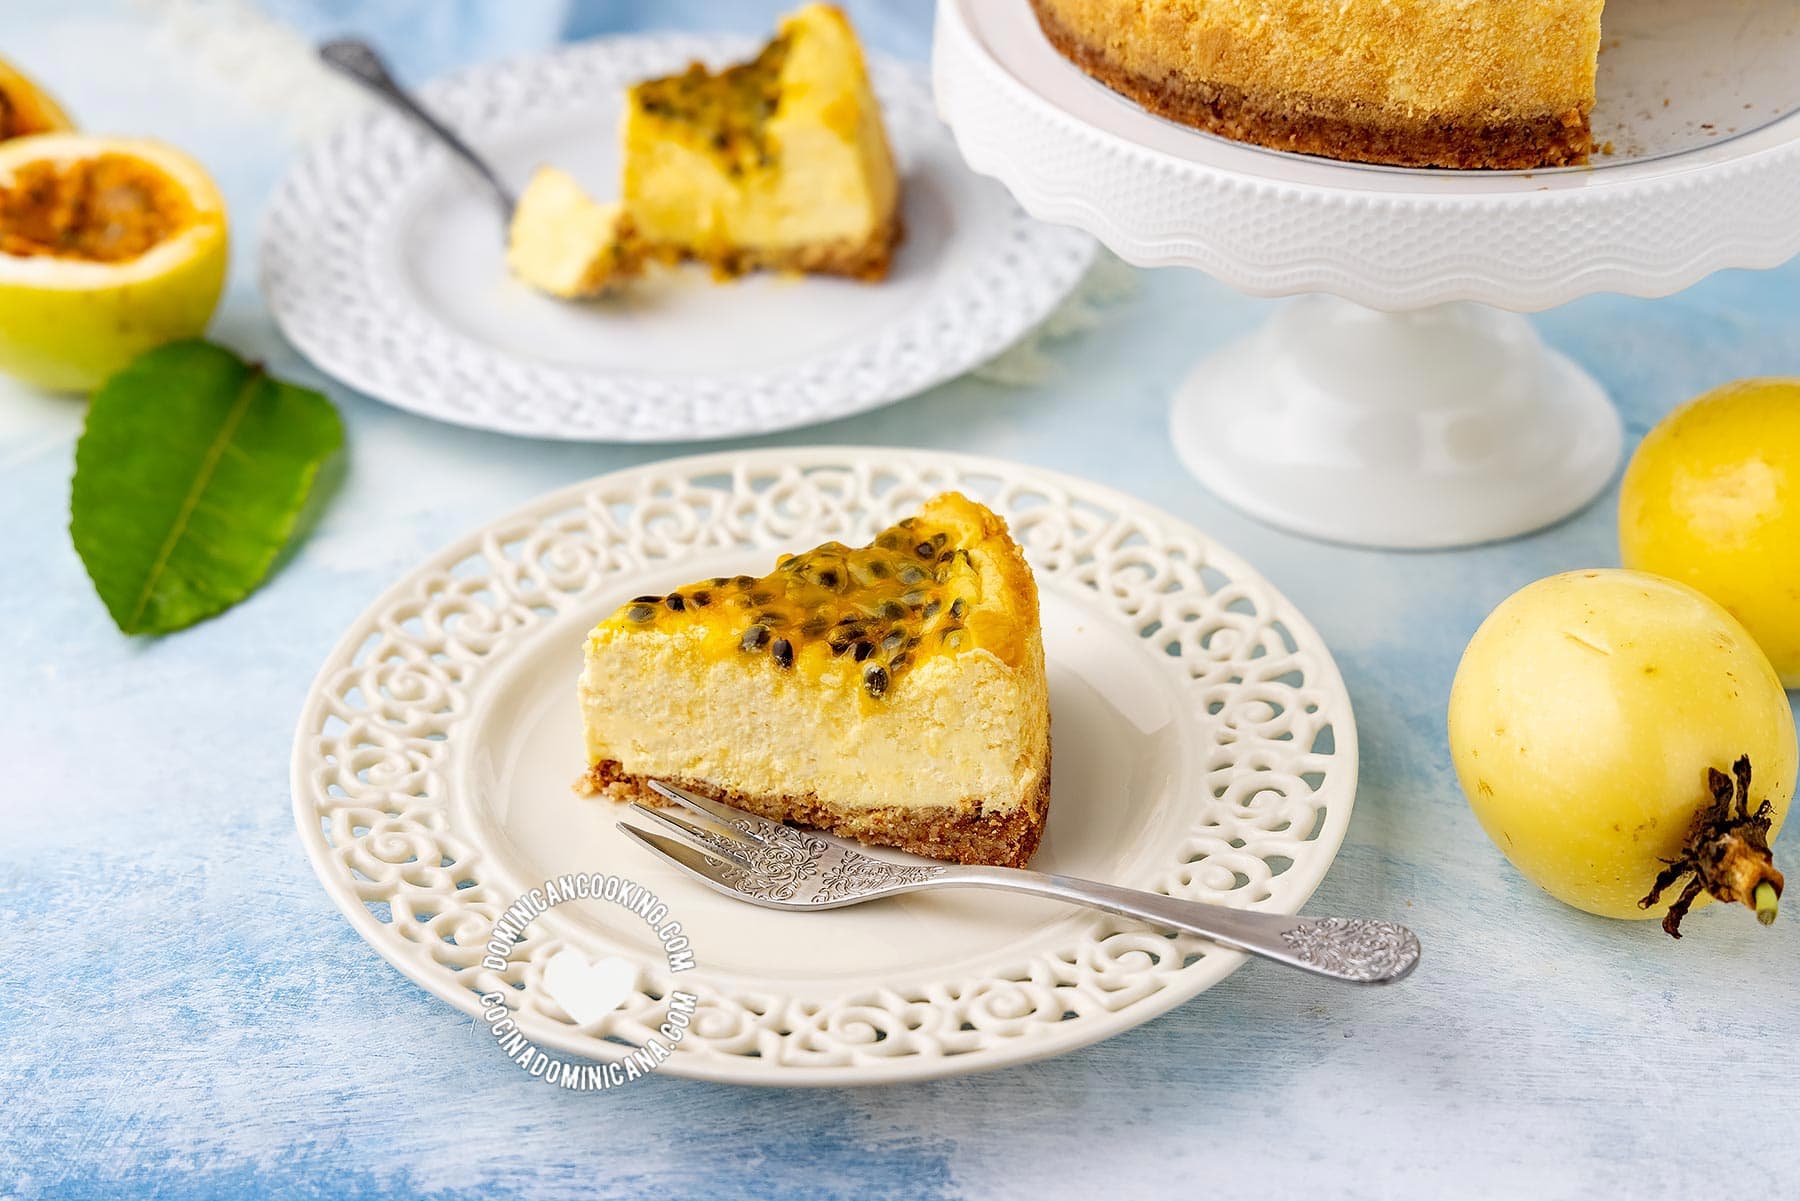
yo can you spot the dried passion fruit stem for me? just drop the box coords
[1639,755,1785,939]
[1749,882,1778,929]
[1755,882,1780,926]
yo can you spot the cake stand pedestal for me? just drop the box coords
[933,0,1800,548]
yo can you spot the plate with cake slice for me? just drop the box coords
[291,448,1358,1085]
[261,5,1094,442]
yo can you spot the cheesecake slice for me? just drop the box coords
[579,493,1050,868]
[506,3,901,297]
[1029,0,1607,169]
[620,2,901,280]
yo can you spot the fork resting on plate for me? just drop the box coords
[619,781,1420,985]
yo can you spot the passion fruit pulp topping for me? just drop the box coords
[606,501,1000,699]
[0,153,193,262]
[632,34,790,179]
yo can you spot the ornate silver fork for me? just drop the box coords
[617,782,1421,984]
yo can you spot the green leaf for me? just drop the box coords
[70,339,343,636]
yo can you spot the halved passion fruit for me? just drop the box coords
[0,134,227,391]
[0,57,73,142]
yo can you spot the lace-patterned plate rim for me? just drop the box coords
[259,34,1097,442]
[290,447,1359,1085]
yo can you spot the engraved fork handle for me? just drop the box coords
[941,867,1421,984]
[319,38,517,220]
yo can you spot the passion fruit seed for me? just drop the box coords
[626,604,656,623]
[664,594,685,611]
[771,638,794,669]
[740,624,769,651]
[863,663,889,697]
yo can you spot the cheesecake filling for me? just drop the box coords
[579,634,1048,816]
[506,166,643,298]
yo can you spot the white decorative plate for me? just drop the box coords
[290,448,1358,1085]
[261,35,1095,441]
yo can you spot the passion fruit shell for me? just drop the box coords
[0,58,73,142]
[0,134,228,392]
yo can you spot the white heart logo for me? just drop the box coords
[542,948,638,1026]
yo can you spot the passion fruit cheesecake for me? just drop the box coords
[1028,0,1607,169]
[507,3,901,295]
[579,493,1051,868]
[621,2,900,280]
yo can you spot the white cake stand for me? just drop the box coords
[933,0,1800,547]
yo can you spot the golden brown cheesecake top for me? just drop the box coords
[594,492,1038,698]
[1029,0,1605,168]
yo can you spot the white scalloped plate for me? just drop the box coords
[260,34,1094,442]
[290,449,1358,1085]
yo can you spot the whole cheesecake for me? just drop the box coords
[1028,0,1607,169]
[579,493,1051,868]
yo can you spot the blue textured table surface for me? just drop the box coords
[5,3,1799,1198]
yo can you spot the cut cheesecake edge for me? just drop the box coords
[641,209,904,284]
[582,753,1051,869]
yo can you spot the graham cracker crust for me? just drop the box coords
[584,755,1050,869]
[1028,0,1592,169]
[652,211,904,283]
